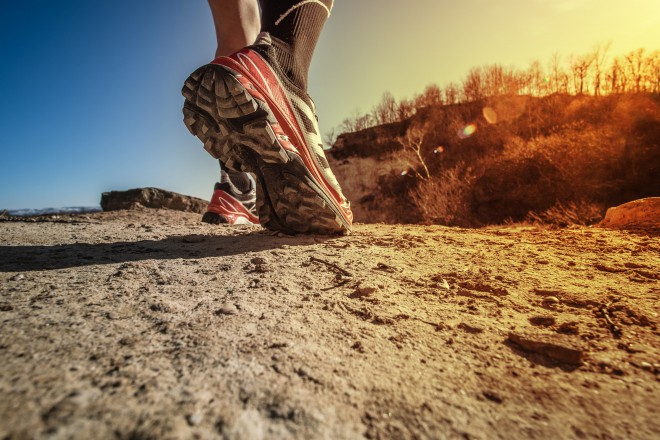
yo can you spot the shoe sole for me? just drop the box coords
[182,64,350,235]
[201,212,228,225]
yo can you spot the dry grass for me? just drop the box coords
[397,94,659,226]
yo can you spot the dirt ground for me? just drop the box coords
[1,209,658,440]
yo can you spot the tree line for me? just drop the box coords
[329,45,659,140]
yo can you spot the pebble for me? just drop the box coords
[251,257,267,265]
[349,286,377,298]
[482,390,504,403]
[508,332,583,365]
[216,303,238,315]
[458,322,484,334]
[542,296,560,306]
[183,235,205,243]
[10,274,25,281]
[187,413,203,426]
[625,343,645,354]
[640,362,652,371]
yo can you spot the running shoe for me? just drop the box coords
[182,33,353,235]
[202,178,259,226]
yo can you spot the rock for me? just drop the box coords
[187,412,203,426]
[482,390,503,403]
[349,286,377,299]
[100,188,208,213]
[623,343,645,354]
[10,274,25,281]
[216,303,238,316]
[599,197,660,231]
[557,322,579,335]
[458,322,484,334]
[542,296,560,306]
[508,332,584,365]
[529,316,556,327]
[183,235,206,243]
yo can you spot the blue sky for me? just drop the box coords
[1,0,658,210]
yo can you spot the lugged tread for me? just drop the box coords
[182,64,350,235]
[201,212,228,225]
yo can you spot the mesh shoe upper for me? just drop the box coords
[206,176,259,225]
[248,33,352,216]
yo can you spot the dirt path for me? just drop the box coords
[1,209,658,439]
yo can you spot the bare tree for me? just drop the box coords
[624,48,648,93]
[462,67,485,101]
[649,50,660,93]
[373,91,398,125]
[591,42,611,96]
[337,109,375,134]
[569,53,594,94]
[607,56,626,93]
[548,52,563,94]
[397,124,431,180]
[397,98,415,120]
[483,64,505,97]
[445,82,460,104]
[527,60,546,96]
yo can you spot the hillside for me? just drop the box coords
[328,94,660,226]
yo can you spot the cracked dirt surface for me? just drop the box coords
[1,209,658,439]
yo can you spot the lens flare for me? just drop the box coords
[459,124,477,139]
[482,107,497,124]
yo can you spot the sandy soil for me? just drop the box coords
[1,209,658,439]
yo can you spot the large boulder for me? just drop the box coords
[100,188,208,213]
[599,197,660,231]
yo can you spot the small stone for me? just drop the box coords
[216,304,238,315]
[529,316,556,327]
[187,413,203,426]
[251,257,266,265]
[482,390,503,403]
[349,286,377,299]
[640,362,653,371]
[351,341,366,353]
[10,274,25,281]
[458,322,484,334]
[625,343,645,354]
[183,235,205,243]
[508,332,583,365]
[542,297,560,306]
[557,321,579,335]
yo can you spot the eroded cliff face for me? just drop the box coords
[328,94,660,226]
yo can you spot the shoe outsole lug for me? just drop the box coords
[201,212,228,225]
[182,64,351,235]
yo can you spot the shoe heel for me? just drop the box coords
[182,65,291,168]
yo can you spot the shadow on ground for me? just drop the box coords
[0,233,330,272]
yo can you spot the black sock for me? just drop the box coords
[258,0,333,91]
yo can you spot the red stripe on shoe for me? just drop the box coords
[210,51,352,225]
[207,190,259,225]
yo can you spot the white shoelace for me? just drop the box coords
[275,0,333,26]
